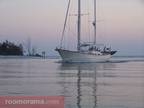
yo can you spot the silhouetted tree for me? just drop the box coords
[0,40,23,55]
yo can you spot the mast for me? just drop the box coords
[93,0,97,44]
[77,0,81,51]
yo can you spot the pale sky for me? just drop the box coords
[0,0,144,56]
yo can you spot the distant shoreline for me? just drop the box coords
[0,55,43,59]
[113,55,144,58]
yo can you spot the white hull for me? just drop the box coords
[56,49,111,62]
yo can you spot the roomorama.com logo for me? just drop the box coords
[5,99,59,105]
[0,96,64,108]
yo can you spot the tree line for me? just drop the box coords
[0,40,23,55]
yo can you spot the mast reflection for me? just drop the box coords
[58,63,116,108]
[77,66,82,108]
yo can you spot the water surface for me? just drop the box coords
[0,57,144,108]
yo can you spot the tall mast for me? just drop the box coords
[93,0,97,44]
[77,0,81,51]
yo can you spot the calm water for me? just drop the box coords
[0,57,144,108]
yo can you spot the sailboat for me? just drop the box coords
[55,0,117,62]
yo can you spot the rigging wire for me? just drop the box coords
[60,0,71,48]
[93,0,97,44]
[87,0,91,43]
[67,10,71,50]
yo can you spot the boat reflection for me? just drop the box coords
[58,63,116,108]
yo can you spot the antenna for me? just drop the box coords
[27,37,31,56]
